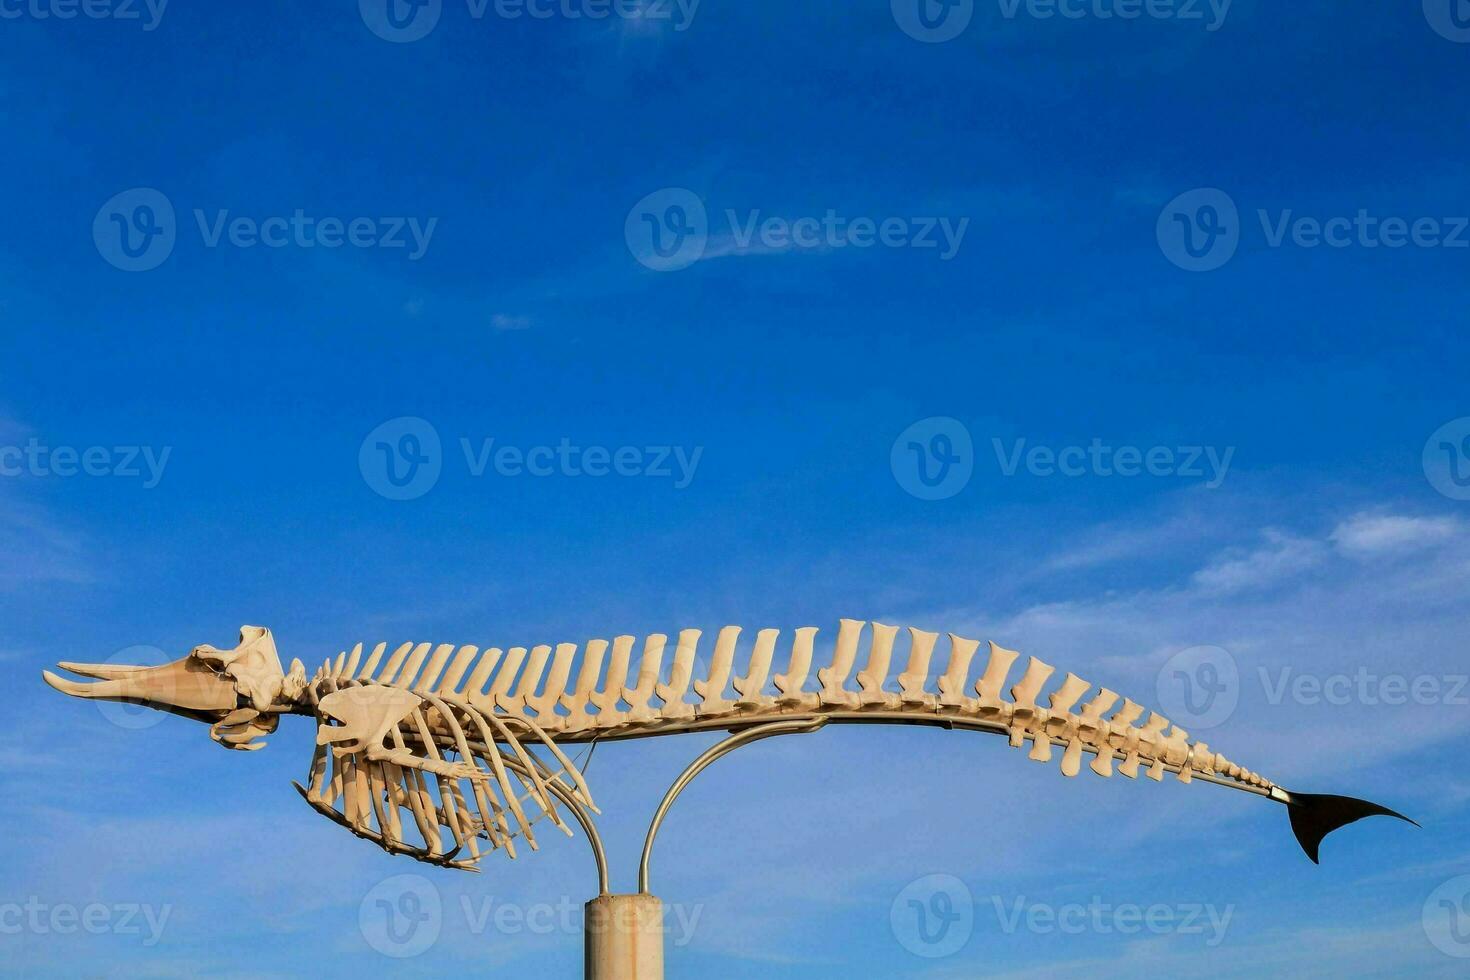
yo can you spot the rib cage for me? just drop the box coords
[297,666,596,872]
[306,620,1272,801]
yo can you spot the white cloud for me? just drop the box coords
[1330,513,1464,557]
[921,919,1455,980]
[1188,529,1326,596]
[0,489,91,589]
[491,313,533,331]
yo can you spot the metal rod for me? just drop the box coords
[506,759,611,896]
[638,718,827,895]
[452,710,1282,805]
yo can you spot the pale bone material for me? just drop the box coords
[898,628,940,706]
[692,626,740,717]
[589,635,635,726]
[817,619,863,708]
[772,627,819,709]
[43,618,1281,874]
[623,635,668,724]
[856,622,900,708]
[732,629,778,710]
[562,639,608,731]
[654,630,701,721]
[937,634,981,709]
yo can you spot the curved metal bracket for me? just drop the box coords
[638,717,827,894]
[502,756,610,896]
[546,779,611,896]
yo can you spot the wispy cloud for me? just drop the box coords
[1330,512,1464,558]
[1189,529,1327,597]
[491,313,534,331]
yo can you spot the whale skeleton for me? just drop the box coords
[44,621,1415,872]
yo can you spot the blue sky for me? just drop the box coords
[4,0,1470,976]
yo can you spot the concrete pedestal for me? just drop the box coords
[585,894,664,980]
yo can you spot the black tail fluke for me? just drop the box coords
[1287,792,1418,864]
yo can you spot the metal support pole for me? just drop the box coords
[638,717,827,895]
[584,718,825,980]
[585,893,665,980]
[542,779,610,897]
